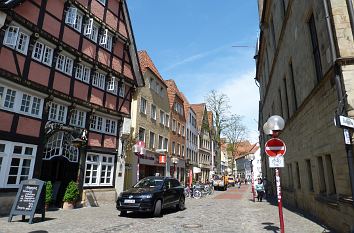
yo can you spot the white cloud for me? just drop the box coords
[217,69,260,143]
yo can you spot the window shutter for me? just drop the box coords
[4,26,19,47]
[65,7,77,25]
[84,18,93,35]
[99,29,108,45]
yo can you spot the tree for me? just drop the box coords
[205,90,231,173]
[224,114,247,176]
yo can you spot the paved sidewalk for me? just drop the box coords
[0,185,333,233]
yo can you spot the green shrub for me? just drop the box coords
[63,181,79,203]
[45,181,53,204]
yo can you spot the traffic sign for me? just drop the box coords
[265,138,286,157]
[269,156,285,168]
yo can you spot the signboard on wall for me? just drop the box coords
[268,156,285,168]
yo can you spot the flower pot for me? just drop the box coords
[63,201,75,210]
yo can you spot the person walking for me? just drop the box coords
[255,178,265,202]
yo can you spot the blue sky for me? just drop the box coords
[128,1,260,142]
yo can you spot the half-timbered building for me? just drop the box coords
[0,0,143,214]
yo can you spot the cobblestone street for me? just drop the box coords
[0,186,332,233]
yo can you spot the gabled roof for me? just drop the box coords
[165,79,185,110]
[179,92,192,121]
[138,50,167,87]
[232,141,259,159]
[190,103,207,130]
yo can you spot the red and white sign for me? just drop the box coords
[136,141,145,148]
[159,155,166,164]
[265,138,286,157]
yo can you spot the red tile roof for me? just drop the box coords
[165,79,184,109]
[190,103,207,130]
[138,50,167,87]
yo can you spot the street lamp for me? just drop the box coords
[246,153,256,202]
[265,115,285,233]
[171,157,179,179]
[133,142,146,183]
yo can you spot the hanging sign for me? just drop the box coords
[159,155,166,164]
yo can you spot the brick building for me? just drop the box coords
[165,79,186,183]
[0,0,143,214]
[256,0,354,231]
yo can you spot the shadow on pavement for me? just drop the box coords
[119,207,186,219]
[28,231,49,233]
[262,222,280,233]
[14,217,56,223]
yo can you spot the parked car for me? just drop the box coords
[228,176,235,187]
[212,175,228,191]
[116,176,185,217]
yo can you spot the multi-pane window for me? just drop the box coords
[75,64,91,83]
[99,30,113,51]
[19,93,42,117]
[182,125,185,137]
[90,115,117,135]
[164,138,168,151]
[48,102,67,123]
[32,41,53,66]
[92,71,106,90]
[160,111,165,125]
[172,119,176,132]
[149,131,155,149]
[56,54,73,75]
[70,109,86,128]
[177,122,181,135]
[151,104,157,120]
[65,7,83,32]
[84,153,114,187]
[0,141,36,188]
[84,19,99,42]
[140,97,147,114]
[0,84,43,118]
[3,26,30,55]
[174,102,184,116]
[107,77,118,95]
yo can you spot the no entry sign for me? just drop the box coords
[265,138,286,157]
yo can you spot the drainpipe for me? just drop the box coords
[346,0,354,40]
[323,0,354,205]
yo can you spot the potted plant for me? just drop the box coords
[45,181,53,211]
[62,181,79,210]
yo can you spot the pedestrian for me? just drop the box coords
[255,178,265,202]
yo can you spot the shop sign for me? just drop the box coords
[159,155,166,164]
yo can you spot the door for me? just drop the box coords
[170,179,181,203]
[162,179,174,207]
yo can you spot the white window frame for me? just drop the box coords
[70,109,86,128]
[75,63,91,83]
[118,83,125,98]
[84,19,99,42]
[92,71,106,90]
[48,102,68,123]
[107,77,117,94]
[165,114,170,127]
[56,53,74,76]
[66,7,83,32]
[32,40,54,66]
[3,25,30,55]
[99,29,112,52]
[0,140,36,188]
[140,97,147,114]
[160,110,165,125]
[90,114,117,135]
[149,131,155,149]
[84,153,114,187]
[138,127,146,143]
[0,84,44,119]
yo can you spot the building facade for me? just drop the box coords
[191,103,212,182]
[124,51,170,188]
[256,0,354,232]
[0,0,143,214]
[165,80,186,183]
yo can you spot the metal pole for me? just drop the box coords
[275,168,285,233]
[136,153,140,183]
[251,160,255,202]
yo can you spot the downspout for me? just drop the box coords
[346,0,354,40]
[323,0,354,205]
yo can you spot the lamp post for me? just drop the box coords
[171,157,179,179]
[133,141,146,183]
[263,115,285,233]
[246,153,256,202]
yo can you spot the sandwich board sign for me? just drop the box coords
[8,179,45,224]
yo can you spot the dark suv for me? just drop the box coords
[116,176,185,217]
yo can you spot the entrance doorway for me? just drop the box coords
[41,157,78,207]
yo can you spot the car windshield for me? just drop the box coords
[133,177,164,188]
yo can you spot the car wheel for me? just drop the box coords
[153,200,162,217]
[176,196,185,211]
[120,210,127,217]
